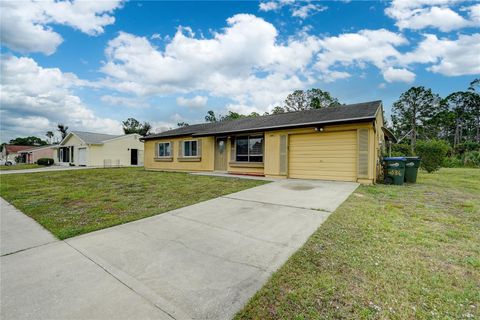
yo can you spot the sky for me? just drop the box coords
[1,0,479,142]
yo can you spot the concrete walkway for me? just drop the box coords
[1,179,358,320]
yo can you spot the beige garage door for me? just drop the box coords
[288,131,357,181]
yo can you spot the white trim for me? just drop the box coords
[157,142,172,158]
[58,132,86,146]
[182,140,198,157]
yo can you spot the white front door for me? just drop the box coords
[78,148,87,166]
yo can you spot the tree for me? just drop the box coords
[391,86,441,154]
[284,89,340,111]
[57,123,69,140]
[307,89,340,109]
[45,131,54,144]
[271,106,286,114]
[9,136,47,146]
[122,118,152,136]
[177,122,189,127]
[468,79,480,142]
[284,90,309,111]
[205,110,219,123]
[442,91,478,147]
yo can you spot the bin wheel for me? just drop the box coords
[384,177,394,185]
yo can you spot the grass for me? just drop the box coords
[236,168,480,320]
[0,168,267,239]
[0,164,42,170]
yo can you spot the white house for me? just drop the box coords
[56,131,144,167]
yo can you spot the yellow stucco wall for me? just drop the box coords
[144,117,384,183]
[144,136,215,172]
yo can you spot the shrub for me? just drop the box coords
[415,140,450,173]
[442,156,463,168]
[464,151,480,168]
[390,143,412,157]
[37,158,54,166]
[454,141,480,155]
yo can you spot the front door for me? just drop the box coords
[131,149,138,165]
[214,137,227,171]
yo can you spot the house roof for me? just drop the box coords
[19,145,55,153]
[4,145,35,153]
[67,131,123,145]
[144,100,382,140]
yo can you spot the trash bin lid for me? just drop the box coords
[383,157,406,161]
[405,156,420,160]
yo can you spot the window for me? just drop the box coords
[183,140,198,157]
[157,142,171,157]
[235,135,263,162]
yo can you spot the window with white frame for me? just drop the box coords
[235,135,263,162]
[183,140,198,157]
[157,142,171,157]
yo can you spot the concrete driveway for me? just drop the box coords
[1,179,358,320]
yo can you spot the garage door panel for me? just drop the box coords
[289,131,357,181]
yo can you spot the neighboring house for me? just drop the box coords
[18,145,56,164]
[56,131,144,167]
[0,145,34,162]
[142,101,393,184]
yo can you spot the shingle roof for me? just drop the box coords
[144,100,382,140]
[72,131,123,144]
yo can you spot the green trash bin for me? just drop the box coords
[404,156,421,183]
[383,157,406,185]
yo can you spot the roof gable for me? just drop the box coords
[60,131,123,145]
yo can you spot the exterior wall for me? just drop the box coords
[88,134,144,166]
[144,120,382,183]
[144,136,215,172]
[25,148,56,164]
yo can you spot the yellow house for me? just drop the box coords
[143,101,391,184]
[56,131,144,167]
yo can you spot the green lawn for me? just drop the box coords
[0,168,267,239]
[0,164,42,170]
[236,168,480,320]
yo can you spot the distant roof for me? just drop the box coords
[19,145,55,153]
[70,131,123,144]
[5,145,35,153]
[144,100,382,140]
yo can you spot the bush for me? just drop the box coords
[390,143,413,157]
[442,156,463,168]
[464,151,480,168]
[415,140,450,173]
[37,158,54,166]
[454,141,480,155]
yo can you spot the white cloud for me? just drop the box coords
[383,67,416,83]
[292,3,328,19]
[385,0,479,31]
[0,0,123,55]
[176,96,208,109]
[100,95,149,108]
[101,14,320,112]
[259,1,281,12]
[315,29,407,76]
[400,33,480,76]
[259,0,327,19]
[0,56,121,141]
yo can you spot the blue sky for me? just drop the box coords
[1,0,479,142]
